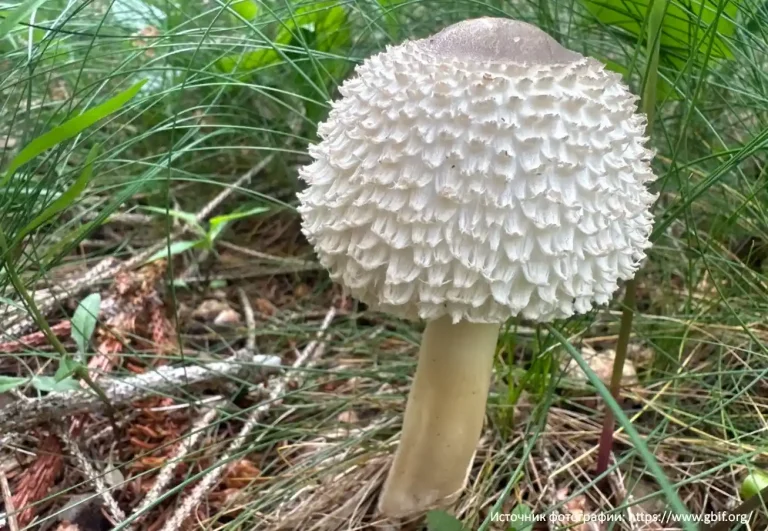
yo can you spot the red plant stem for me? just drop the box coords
[596,278,636,476]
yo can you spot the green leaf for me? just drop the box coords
[32,375,82,393]
[208,206,269,241]
[740,469,768,499]
[144,240,202,264]
[140,206,204,233]
[1,80,146,187]
[54,356,82,381]
[0,0,49,40]
[507,504,535,531]
[231,0,258,19]
[582,0,739,63]
[208,279,228,290]
[286,2,349,52]
[218,2,348,73]
[172,278,190,289]
[15,145,100,244]
[604,59,631,77]
[71,293,101,357]
[426,510,467,531]
[603,59,682,103]
[218,49,279,72]
[209,206,269,227]
[0,376,27,393]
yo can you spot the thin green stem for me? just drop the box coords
[594,0,666,477]
[0,230,115,416]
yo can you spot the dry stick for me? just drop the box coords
[3,257,121,339]
[0,320,72,353]
[158,307,337,531]
[537,442,565,531]
[0,355,279,433]
[128,289,259,527]
[127,290,260,527]
[606,459,637,531]
[59,430,126,524]
[193,159,272,224]
[126,407,219,530]
[1,157,274,337]
[180,161,271,279]
[219,240,316,269]
[237,287,257,354]
[0,471,19,531]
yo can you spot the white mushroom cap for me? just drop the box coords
[298,18,657,323]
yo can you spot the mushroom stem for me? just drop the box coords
[378,316,500,518]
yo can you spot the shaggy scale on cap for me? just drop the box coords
[298,18,657,323]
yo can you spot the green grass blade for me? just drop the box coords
[15,144,99,244]
[0,0,48,40]
[141,206,202,231]
[643,0,668,121]
[144,240,202,264]
[0,80,146,187]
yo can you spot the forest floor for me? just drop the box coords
[1,161,763,531]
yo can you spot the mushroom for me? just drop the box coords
[297,17,656,518]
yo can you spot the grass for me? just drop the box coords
[1,0,768,530]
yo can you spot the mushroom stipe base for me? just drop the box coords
[378,316,500,518]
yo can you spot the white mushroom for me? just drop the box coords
[297,17,656,519]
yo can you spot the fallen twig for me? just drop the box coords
[59,430,126,524]
[125,290,258,527]
[218,240,316,268]
[156,307,337,531]
[0,355,280,433]
[237,287,256,354]
[607,460,640,531]
[126,407,219,530]
[0,157,274,337]
[0,470,19,531]
[0,321,72,353]
[2,258,120,339]
[194,159,272,224]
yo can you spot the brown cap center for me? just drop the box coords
[417,17,582,65]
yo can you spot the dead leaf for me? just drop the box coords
[214,308,242,326]
[294,284,310,298]
[627,343,655,368]
[562,494,601,531]
[563,346,638,387]
[192,299,232,322]
[224,459,261,489]
[255,298,277,317]
[337,410,359,424]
